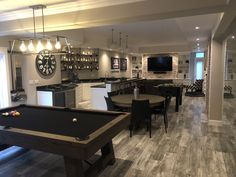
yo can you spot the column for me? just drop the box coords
[208,39,226,120]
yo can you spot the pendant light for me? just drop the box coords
[110,28,117,49]
[125,34,130,53]
[55,36,61,50]
[19,41,27,52]
[15,4,70,53]
[28,40,35,52]
[37,39,43,52]
[46,39,53,50]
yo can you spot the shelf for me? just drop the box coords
[61,48,99,72]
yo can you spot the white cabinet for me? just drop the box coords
[37,91,53,106]
[91,87,108,110]
[75,84,83,107]
[75,82,104,107]
[82,83,91,101]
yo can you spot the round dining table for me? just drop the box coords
[111,94,165,108]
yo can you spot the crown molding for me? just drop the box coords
[0,0,145,22]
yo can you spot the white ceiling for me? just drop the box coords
[0,0,235,54]
[81,14,220,50]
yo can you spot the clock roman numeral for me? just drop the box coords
[38,60,42,64]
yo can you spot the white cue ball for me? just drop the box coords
[72,118,77,122]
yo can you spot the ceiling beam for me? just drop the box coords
[213,0,236,41]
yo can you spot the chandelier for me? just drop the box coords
[10,4,70,54]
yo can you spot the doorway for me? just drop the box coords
[195,52,204,80]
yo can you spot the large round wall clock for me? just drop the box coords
[36,49,56,77]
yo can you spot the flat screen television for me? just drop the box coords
[147,56,172,71]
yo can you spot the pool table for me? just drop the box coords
[0,104,130,177]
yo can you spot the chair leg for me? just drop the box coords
[129,125,133,137]
[164,113,168,133]
[149,120,152,138]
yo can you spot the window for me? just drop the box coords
[196,61,203,80]
[196,52,204,58]
[0,48,10,108]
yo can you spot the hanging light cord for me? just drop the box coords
[120,32,121,47]
[33,7,36,38]
[41,6,45,38]
[126,35,128,49]
[112,29,114,44]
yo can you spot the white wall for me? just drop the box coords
[98,49,131,78]
[13,54,61,105]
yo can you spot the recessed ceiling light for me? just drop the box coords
[196,38,200,41]
[197,43,200,46]
[232,36,235,39]
[195,26,200,30]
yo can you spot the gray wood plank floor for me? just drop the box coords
[0,96,235,177]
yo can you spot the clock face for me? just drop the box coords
[36,50,56,76]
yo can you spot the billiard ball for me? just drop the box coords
[10,110,16,116]
[72,118,77,122]
[1,112,9,116]
[13,112,20,116]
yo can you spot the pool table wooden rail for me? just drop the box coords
[0,104,131,177]
[0,104,130,158]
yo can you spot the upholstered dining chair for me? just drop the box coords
[130,99,152,138]
[104,96,116,111]
[152,95,171,133]
[107,91,118,97]
[104,96,123,112]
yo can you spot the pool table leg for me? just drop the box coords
[175,95,179,112]
[63,141,115,177]
[64,157,85,177]
[101,141,116,165]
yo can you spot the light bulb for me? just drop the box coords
[46,39,53,50]
[19,41,26,52]
[55,37,61,50]
[55,41,61,50]
[37,40,43,52]
[28,40,35,52]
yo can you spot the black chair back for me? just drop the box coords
[107,91,118,97]
[130,99,152,137]
[104,96,115,111]
[152,95,171,133]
